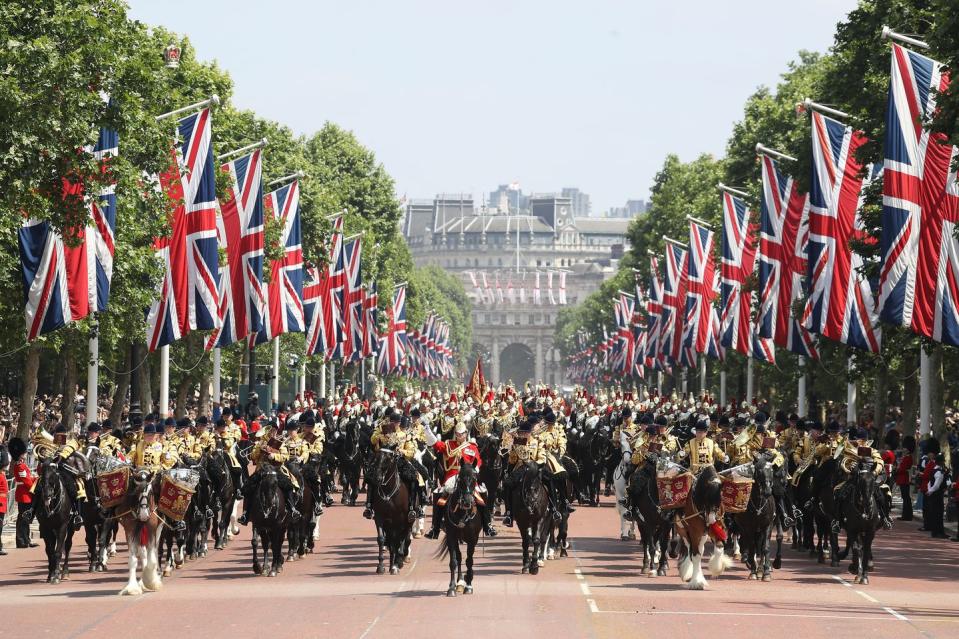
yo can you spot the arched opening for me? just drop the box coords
[500,342,535,387]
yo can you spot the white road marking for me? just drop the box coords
[883,607,908,621]
[358,616,380,639]
[832,574,907,621]
[589,608,903,621]
[579,581,592,596]
[831,575,852,588]
[856,590,879,604]
[587,598,599,614]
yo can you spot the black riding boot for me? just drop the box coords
[877,487,893,530]
[547,479,562,522]
[71,500,83,531]
[502,485,514,527]
[425,494,444,539]
[285,486,302,522]
[406,481,417,524]
[238,477,256,525]
[560,477,576,514]
[482,504,497,537]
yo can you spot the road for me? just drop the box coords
[1,494,957,639]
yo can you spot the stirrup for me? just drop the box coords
[407,509,417,523]
[238,514,249,526]
[831,520,841,533]
[502,514,513,527]
[484,524,497,537]
[362,506,373,520]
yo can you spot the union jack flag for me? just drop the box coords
[682,220,716,355]
[720,191,758,355]
[757,153,819,358]
[362,281,379,358]
[379,284,407,374]
[660,243,688,365]
[20,121,118,340]
[645,258,664,370]
[632,272,648,378]
[303,265,326,356]
[146,108,220,351]
[253,179,304,344]
[803,110,881,353]
[878,44,959,345]
[613,293,635,375]
[706,271,725,361]
[322,216,345,360]
[342,237,364,361]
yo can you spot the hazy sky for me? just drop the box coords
[127,0,858,213]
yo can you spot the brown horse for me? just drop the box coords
[369,447,413,575]
[118,469,164,596]
[674,466,732,590]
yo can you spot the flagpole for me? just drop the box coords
[797,356,807,418]
[720,371,727,407]
[319,359,327,399]
[919,349,931,436]
[247,343,256,412]
[217,138,268,162]
[699,356,707,395]
[159,344,170,418]
[272,338,281,409]
[86,320,99,426]
[361,357,366,398]
[846,357,857,424]
[267,170,306,188]
[880,25,930,50]
[746,357,754,403]
[299,361,307,398]
[213,348,222,408]
[155,95,220,121]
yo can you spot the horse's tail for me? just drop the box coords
[433,533,450,560]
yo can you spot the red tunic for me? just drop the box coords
[894,453,912,486]
[0,472,8,514]
[431,440,482,482]
[14,460,34,505]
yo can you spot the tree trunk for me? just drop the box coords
[108,349,130,429]
[198,369,211,417]
[174,376,191,419]
[901,352,920,439]
[16,343,42,440]
[138,349,152,415]
[62,349,78,430]
[872,361,889,432]
[930,345,947,460]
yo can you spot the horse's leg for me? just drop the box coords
[530,523,542,574]
[85,522,97,572]
[677,537,692,582]
[375,524,386,575]
[687,533,708,590]
[61,525,72,580]
[521,528,530,574]
[141,525,163,591]
[860,529,873,586]
[447,536,458,596]
[761,525,773,581]
[656,527,670,576]
[270,527,284,577]
[772,520,784,569]
[251,527,263,575]
[97,522,110,571]
[829,527,841,568]
[119,530,143,596]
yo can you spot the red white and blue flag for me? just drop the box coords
[378,284,408,374]
[682,220,716,356]
[645,257,664,370]
[342,237,364,361]
[706,271,725,361]
[323,216,346,360]
[363,282,379,358]
[720,192,756,355]
[146,108,220,351]
[660,243,688,365]
[878,44,959,345]
[253,179,304,344]
[757,153,819,359]
[20,121,118,340]
[303,265,326,356]
[803,111,881,353]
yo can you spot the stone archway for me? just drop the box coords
[500,343,535,387]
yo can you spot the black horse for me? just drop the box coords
[34,461,75,584]
[207,449,236,551]
[437,460,483,596]
[369,447,413,575]
[733,456,776,581]
[579,426,610,506]
[249,467,289,577]
[809,458,845,566]
[476,434,503,515]
[334,418,363,506]
[841,459,883,585]
[510,461,549,575]
[626,455,672,577]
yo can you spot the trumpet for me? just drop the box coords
[733,424,756,448]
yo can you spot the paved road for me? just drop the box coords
[1,494,957,639]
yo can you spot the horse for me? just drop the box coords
[674,466,732,590]
[334,418,363,506]
[510,461,550,575]
[578,426,610,506]
[118,469,164,596]
[369,447,413,575]
[791,463,820,554]
[809,458,845,566]
[841,459,882,585]
[612,455,637,541]
[79,447,114,573]
[733,456,776,581]
[249,466,289,577]
[625,455,672,577]
[436,460,483,596]
[34,461,75,584]
[287,453,323,557]
[206,449,236,551]
[476,434,503,515]
[180,455,212,560]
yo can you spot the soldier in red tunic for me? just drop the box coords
[423,421,496,538]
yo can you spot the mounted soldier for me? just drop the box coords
[237,426,302,525]
[423,419,493,538]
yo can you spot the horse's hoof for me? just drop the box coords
[521,566,529,574]
[733,553,741,560]
[647,571,656,579]
[852,575,861,584]
[413,532,423,539]
[88,566,94,573]
[163,567,172,578]
[389,566,399,575]
[50,577,60,585]
[848,563,857,575]
[456,582,465,593]
[447,589,457,597]
[748,573,757,580]
[620,534,630,541]
[119,585,142,596]
[268,570,277,578]
[772,557,782,570]
[628,531,636,540]
[860,576,868,585]
[831,560,840,568]
[657,567,667,577]
[762,573,772,582]
[376,566,386,575]
[560,548,569,558]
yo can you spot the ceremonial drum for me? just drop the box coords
[656,472,693,509]
[720,476,754,513]
[95,456,131,509]
[158,468,200,522]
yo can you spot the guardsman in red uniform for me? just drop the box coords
[423,421,495,538]
[0,446,9,555]
[9,438,38,548]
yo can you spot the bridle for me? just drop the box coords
[374,448,401,502]
[750,458,772,516]
[39,463,63,517]
[448,465,477,527]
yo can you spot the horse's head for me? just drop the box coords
[752,454,774,498]
[372,447,399,484]
[37,461,63,516]
[129,469,155,522]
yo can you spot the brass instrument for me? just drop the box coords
[733,424,756,448]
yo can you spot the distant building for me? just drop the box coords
[488,184,529,214]
[561,187,592,218]
[605,198,648,218]
[403,193,630,387]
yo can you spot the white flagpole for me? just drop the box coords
[212,348,222,407]
[319,360,327,399]
[86,321,99,426]
[272,338,281,408]
[699,357,707,395]
[919,349,931,435]
[746,357,754,403]
[299,361,307,398]
[159,344,170,418]
[846,357,857,424]
[720,371,727,407]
